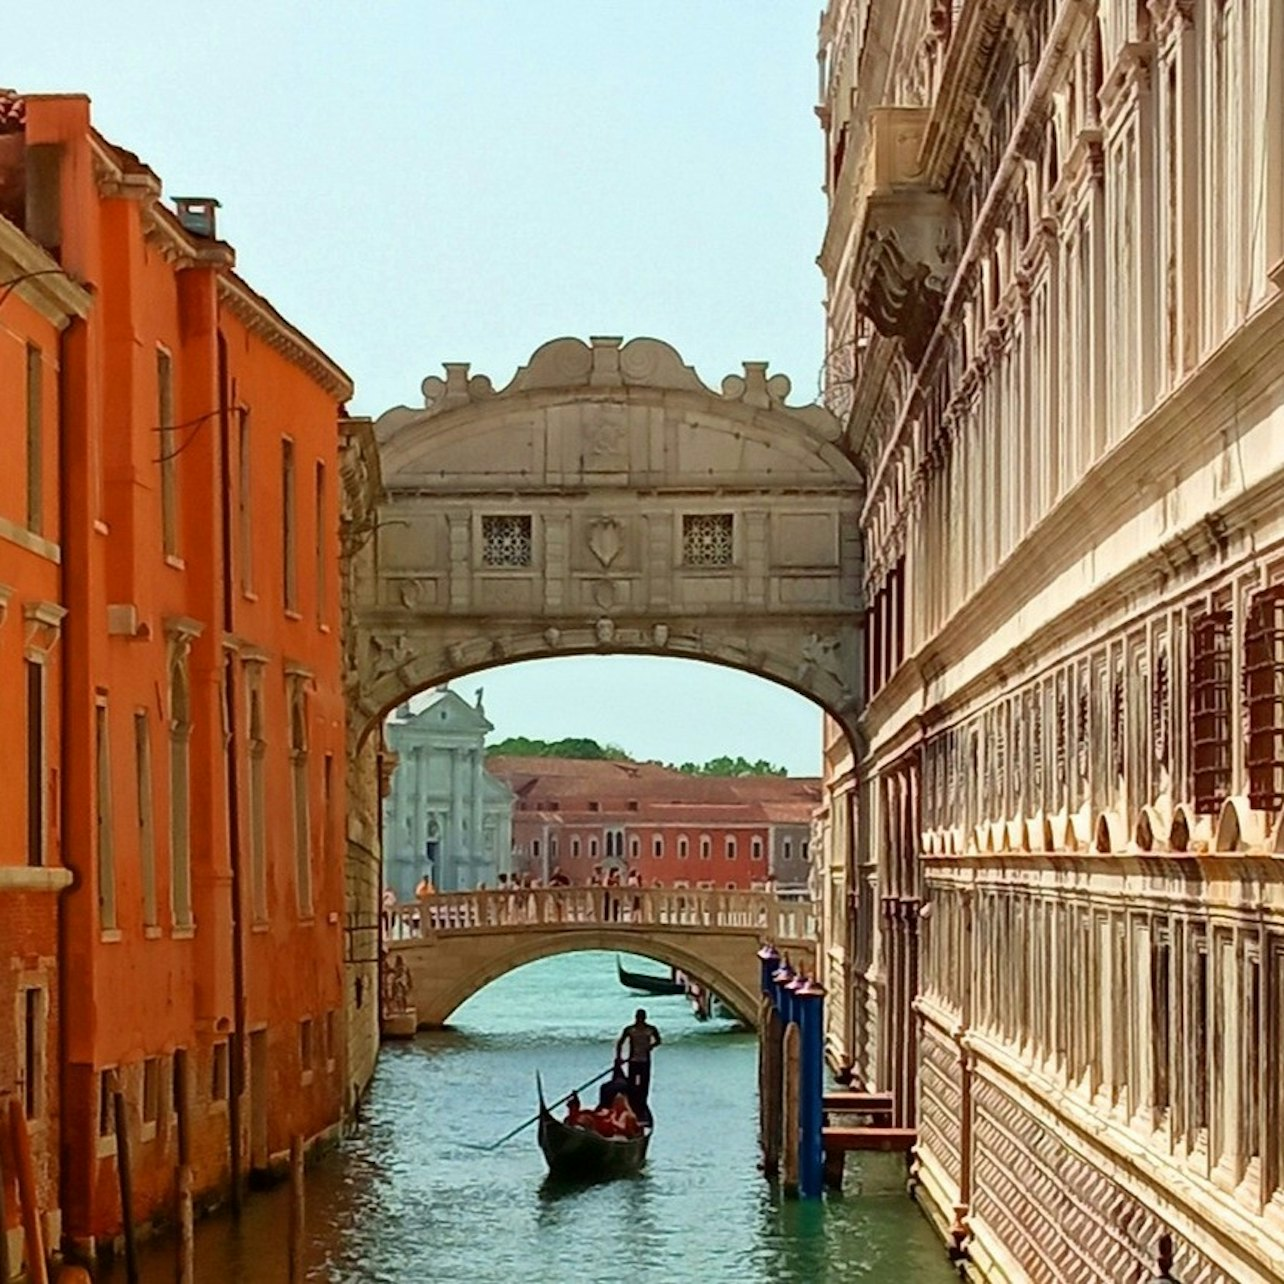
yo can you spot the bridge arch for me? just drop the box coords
[342,335,866,749]
[397,928,761,1029]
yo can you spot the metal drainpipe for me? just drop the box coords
[217,333,247,1211]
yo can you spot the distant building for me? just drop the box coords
[383,689,514,895]
[489,756,818,890]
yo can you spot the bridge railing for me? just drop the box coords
[386,886,817,946]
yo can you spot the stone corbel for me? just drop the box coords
[853,192,960,367]
[24,600,66,660]
[163,614,204,658]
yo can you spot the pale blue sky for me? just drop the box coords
[18,2,829,773]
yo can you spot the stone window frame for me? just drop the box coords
[286,668,314,920]
[678,512,735,569]
[134,708,159,933]
[165,619,201,933]
[95,694,117,935]
[244,652,270,925]
[478,513,535,569]
[677,835,689,860]
[16,979,47,1124]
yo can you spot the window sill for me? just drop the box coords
[95,1134,117,1159]
[140,1121,158,1143]
[318,623,330,635]
[143,925,162,940]
[164,554,185,571]
[242,589,258,603]
[301,1070,314,1087]
[285,607,303,621]
[171,923,196,940]
[251,920,270,934]
[208,1099,228,1116]
[99,929,123,944]
[93,519,110,536]
[298,915,316,927]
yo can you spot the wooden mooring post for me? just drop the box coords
[9,1098,48,1284]
[112,1086,139,1284]
[288,1136,305,1283]
[174,1049,194,1284]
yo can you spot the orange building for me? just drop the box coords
[492,757,818,891]
[0,91,351,1262]
[0,100,91,1267]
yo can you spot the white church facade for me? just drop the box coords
[382,688,515,896]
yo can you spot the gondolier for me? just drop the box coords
[615,1009,661,1125]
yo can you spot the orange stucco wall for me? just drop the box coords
[0,227,82,1257]
[4,93,351,1255]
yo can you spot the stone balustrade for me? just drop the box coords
[386,886,817,951]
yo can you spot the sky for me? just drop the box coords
[16,2,830,773]
[416,657,826,777]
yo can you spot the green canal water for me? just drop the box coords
[110,951,955,1283]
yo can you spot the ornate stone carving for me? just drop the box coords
[797,633,851,698]
[542,627,562,649]
[370,633,415,684]
[587,517,623,567]
[594,617,616,646]
[652,623,669,647]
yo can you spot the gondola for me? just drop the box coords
[615,956,685,997]
[536,1078,650,1182]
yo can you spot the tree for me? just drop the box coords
[670,755,787,777]
[486,735,633,761]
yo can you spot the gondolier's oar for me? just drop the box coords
[460,1065,617,1152]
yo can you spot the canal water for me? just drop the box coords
[109,952,955,1283]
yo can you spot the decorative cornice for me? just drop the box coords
[218,274,353,403]
[0,214,91,324]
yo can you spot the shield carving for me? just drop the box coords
[587,517,622,567]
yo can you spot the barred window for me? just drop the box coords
[682,513,733,567]
[1190,610,1233,814]
[482,515,532,567]
[1245,586,1284,812]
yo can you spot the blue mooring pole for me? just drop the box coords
[772,959,796,1026]
[758,943,780,996]
[795,978,826,1199]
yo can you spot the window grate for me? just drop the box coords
[1190,610,1233,814]
[1245,586,1284,812]
[482,515,533,567]
[682,513,733,567]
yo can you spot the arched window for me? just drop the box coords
[168,648,193,927]
[751,837,763,861]
[725,836,737,860]
[247,666,268,922]
[700,835,711,860]
[571,837,581,859]
[652,834,663,858]
[678,835,689,860]
[289,681,313,917]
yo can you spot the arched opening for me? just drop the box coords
[372,653,845,901]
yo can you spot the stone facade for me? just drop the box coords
[492,755,818,891]
[382,690,514,895]
[816,1,1284,1280]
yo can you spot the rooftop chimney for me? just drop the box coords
[174,196,219,239]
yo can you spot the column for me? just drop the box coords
[448,747,465,891]
[470,747,484,887]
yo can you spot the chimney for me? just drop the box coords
[174,196,220,239]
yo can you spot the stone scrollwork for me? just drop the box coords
[370,632,416,684]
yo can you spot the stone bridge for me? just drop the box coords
[385,887,818,1029]
[341,335,864,746]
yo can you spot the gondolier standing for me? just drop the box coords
[615,1009,662,1125]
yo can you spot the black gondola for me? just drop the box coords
[536,1078,650,1182]
[615,956,685,997]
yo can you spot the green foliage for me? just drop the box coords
[485,738,787,777]
[670,755,787,777]
[486,735,632,761]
